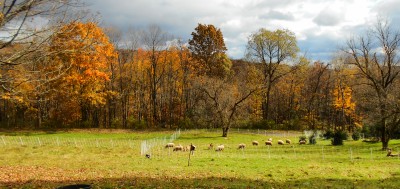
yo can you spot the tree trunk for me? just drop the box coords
[381,118,389,150]
[222,126,229,137]
[263,84,272,121]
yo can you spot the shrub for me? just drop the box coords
[309,135,317,144]
[331,130,348,145]
[323,130,334,139]
[352,131,361,141]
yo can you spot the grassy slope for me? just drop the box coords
[0,130,399,188]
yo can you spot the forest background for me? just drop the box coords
[1,0,400,150]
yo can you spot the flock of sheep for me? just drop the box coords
[164,138,308,153]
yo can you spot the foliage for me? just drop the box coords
[352,131,361,141]
[245,28,300,121]
[47,21,117,126]
[323,130,334,139]
[189,23,231,78]
[331,130,348,145]
[309,135,317,144]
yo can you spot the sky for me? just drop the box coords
[85,0,400,62]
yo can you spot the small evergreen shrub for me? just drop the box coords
[323,130,334,139]
[332,130,348,145]
[352,131,361,141]
[309,135,317,144]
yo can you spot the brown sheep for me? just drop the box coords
[277,140,284,145]
[238,143,246,149]
[173,145,183,151]
[208,143,214,150]
[165,143,175,148]
[252,141,259,146]
[215,144,225,151]
[265,141,272,146]
[286,139,291,144]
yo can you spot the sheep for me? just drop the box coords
[173,145,183,151]
[268,138,273,142]
[183,145,191,152]
[238,143,246,149]
[165,143,175,148]
[286,139,291,144]
[207,143,214,150]
[387,148,400,157]
[277,140,284,145]
[215,144,225,151]
[265,141,272,146]
[252,141,259,146]
[299,140,306,145]
[189,144,196,152]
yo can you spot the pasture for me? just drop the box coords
[0,129,399,188]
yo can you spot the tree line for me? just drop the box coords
[1,1,400,149]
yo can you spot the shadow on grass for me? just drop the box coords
[1,176,399,189]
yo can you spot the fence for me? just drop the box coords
[0,129,397,162]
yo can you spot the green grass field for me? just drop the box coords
[0,129,399,188]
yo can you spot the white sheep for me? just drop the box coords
[183,145,190,152]
[299,140,306,145]
[286,139,291,144]
[277,140,284,145]
[387,149,400,157]
[165,143,175,148]
[215,144,225,151]
[238,143,246,149]
[268,138,273,142]
[252,141,259,146]
[265,141,272,146]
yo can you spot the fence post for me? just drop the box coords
[350,148,353,161]
[19,137,24,146]
[74,138,77,147]
[37,137,42,146]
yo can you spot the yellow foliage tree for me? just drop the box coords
[332,80,361,131]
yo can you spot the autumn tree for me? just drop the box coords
[47,21,117,127]
[188,23,231,78]
[140,25,172,127]
[344,18,400,150]
[197,64,260,137]
[246,29,299,122]
[302,61,332,130]
[0,0,84,127]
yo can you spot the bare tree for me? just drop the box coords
[344,18,400,150]
[140,25,172,127]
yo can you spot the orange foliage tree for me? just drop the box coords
[48,22,117,126]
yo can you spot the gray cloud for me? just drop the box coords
[83,0,388,61]
[313,8,342,26]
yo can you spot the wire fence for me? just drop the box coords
[0,135,137,148]
[0,129,398,162]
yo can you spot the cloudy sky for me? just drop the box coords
[85,0,400,62]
